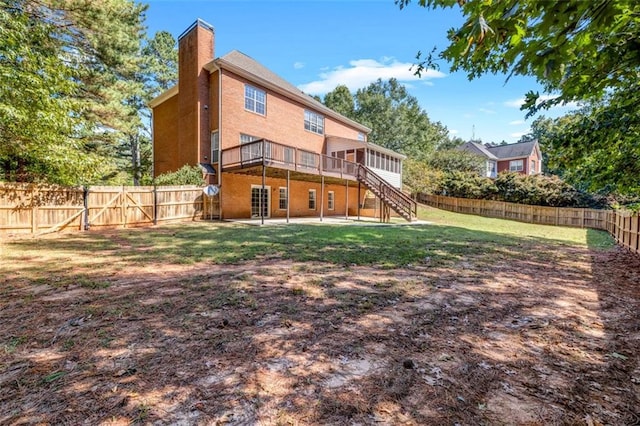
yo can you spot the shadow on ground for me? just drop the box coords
[1,223,638,424]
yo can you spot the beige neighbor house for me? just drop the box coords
[459,140,543,178]
[150,19,416,222]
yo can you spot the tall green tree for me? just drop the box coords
[0,0,147,184]
[323,85,355,118]
[398,0,640,194]
[323,78,452,160]
[116,31,178,185]
[398,0,640,113]
[527,98,640,194]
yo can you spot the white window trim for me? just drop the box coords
[244,84,266,116]
[278,187,287,210]
[327,191,335,211]
[509,159,524,172]
[304,110,324,135]
[211,130,219,164]
[250,184,270,218]
[308,189,316,210]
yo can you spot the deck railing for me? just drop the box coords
[220,139,358,179]
[357,166,417,220]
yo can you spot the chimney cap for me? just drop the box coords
[178,18,214,41]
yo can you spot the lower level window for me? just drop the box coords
[327,191,335,210]
[279,187,287,210]
[509,159,524,172]
[308,189,316,210]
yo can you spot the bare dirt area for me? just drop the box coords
[1,228,640,425]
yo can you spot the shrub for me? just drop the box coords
[419,170,611,209]
[154,165,205,186]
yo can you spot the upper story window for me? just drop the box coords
[357,132,365,141]
[240,133,259,144]
[509,159,524,172]
[245,85,266,115]
[211,131,219,164]
[304,110,324,135]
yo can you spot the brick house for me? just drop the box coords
[458,141,543,178]
[150,19,415,222]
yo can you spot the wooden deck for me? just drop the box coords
[221,139,358,184]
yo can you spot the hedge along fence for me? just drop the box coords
[0,183,217,234]
[417,193,639,255]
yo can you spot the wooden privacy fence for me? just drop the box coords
[0,184,217,234]
[417,193,639,255]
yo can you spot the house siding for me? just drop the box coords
[151,19,406,220]
[497,151,542,175]
[152,94,179,175]
[178,23,213,167]
[217,69,362,152]
[369,168,402,188]
[220,173,363,219]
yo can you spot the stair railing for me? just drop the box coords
[357,165,417,220]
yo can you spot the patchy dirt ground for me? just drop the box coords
[1,228,640,425]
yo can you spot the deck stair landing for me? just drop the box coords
[357,166,417,222]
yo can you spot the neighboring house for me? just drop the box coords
[457,142,499,178]
[458,140,543,178]
[150,20,415,221]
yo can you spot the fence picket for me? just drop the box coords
[1,184,212,234]
[417,193,638,255]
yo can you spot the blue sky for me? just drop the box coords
[144,0,577,143]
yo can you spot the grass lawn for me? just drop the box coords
[1,206,638,425]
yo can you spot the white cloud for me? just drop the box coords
[509,120,525,125]
[479,108,496,114]
[293,62,305,70]
[449,129,459,135]
[504,94,578,110]
[298,58,446,94]
[510,131,527,138]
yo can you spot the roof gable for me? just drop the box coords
[208,50,371,134]
[487,141,538,159]
[457,142,498,160]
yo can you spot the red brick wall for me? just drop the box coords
[497,151,542,175]
[220,173,364,219]
[218,70,363,152]
[178,23,214,167]
[152,94,179,175]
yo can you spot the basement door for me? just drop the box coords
[251,185,270,218]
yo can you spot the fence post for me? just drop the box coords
[83,186,89,231]
[529,205,533,223]
[31,186,37,234]
[581,209,585,228]
[153,185,158,225]
[121,186,126,228]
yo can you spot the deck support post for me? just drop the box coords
[345,180,349,220]
[286,169,290,224]
[261,162,266,226]
[320,176,324,222]
[357,181,361,221]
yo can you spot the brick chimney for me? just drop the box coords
[177,19,214,166]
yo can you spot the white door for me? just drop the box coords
[251,185,270,218]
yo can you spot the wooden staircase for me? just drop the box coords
[356,165,417,222]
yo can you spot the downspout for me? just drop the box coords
[150,108,155,180]
[217,65,222,187]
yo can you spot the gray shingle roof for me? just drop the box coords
[458,142,498,160]
[486,141,537,159]
[212,50,370,133]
